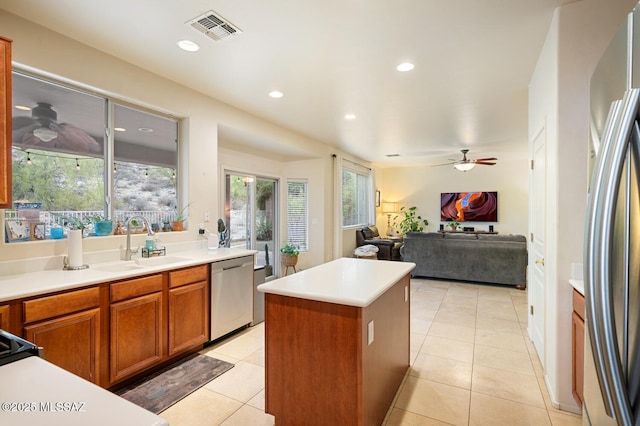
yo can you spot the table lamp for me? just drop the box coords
[382,202,397,236]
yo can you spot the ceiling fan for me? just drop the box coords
[12,102,102,154]
[433,149,497,172]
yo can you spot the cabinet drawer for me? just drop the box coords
[169,264,208,288]
[111,274,163,303]
[24,287,100,324]
[573,289,585,321]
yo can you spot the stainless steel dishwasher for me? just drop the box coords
[210,255,255,341]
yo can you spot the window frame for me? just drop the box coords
[8,70,181,241]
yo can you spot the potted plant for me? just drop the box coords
[392,206,429,236]
[85,215,113,236]
[448,221,460,231]
[280,242,300,267]
[52,213,85,233]
[124,217,147,234]
[172,203,192,231]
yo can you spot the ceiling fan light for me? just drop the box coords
[33,127,58,142]
[454,162,475,172]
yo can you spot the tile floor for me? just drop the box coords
[159,278,583,425]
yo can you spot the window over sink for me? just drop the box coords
[6,71,180,242]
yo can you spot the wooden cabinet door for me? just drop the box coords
[572,311,585,406]
[0,304,9,330]
[168,280,208,356]
[0,37,11,209]
[24,308,101,384]
[110,292,164,384]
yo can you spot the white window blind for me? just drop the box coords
[286,180,308,251]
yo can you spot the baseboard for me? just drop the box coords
[544,374,582,414]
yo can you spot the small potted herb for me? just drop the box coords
[280,242,300,268]
[52,213,85,231]
[172,203,192,231]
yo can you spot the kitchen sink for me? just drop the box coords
[135,256,190,267]
[93,262,146,273]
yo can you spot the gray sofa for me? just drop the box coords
[400,232,528,288]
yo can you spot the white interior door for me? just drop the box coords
[530,125,546,364]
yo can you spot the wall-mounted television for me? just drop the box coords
[440,192,498,222]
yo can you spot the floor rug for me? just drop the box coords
[117,354,234,414]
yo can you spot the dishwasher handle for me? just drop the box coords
[210,260,254,274]
[223,264,242,271]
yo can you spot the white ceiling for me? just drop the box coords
[1,0,574,165]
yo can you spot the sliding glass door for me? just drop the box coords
[224,172,277,277]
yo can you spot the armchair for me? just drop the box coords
[355,225,402,261]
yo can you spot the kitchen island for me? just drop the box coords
[258,257,415,426]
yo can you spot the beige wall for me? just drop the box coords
[375,158,529,237]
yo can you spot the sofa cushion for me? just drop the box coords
[478,234,526,242]
[405,231,443,239]
[362,226,377,239]
[443,233,478,240]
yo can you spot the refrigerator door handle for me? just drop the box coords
[586,98,623,418]
[587,88,640,425]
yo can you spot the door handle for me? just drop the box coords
[535,258,545,266]
[585,88,640,425]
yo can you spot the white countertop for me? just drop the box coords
[0,356,168,426]
[0,247,256,302]
[570,279,584,295]
[257,257,416,307]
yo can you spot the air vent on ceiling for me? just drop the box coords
[188,10,242,42]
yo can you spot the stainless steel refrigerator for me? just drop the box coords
[585,5,640,425]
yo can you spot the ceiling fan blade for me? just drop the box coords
[474,161,496,166]
[13,116,37,130]
[431,161,457,167]
[474,157,497,162]
[19,133,44,148]
[56,123,102,154]
[13,122,39,144]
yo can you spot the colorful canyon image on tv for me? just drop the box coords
[440,192,498,222]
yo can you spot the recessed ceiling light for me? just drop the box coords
[114,127,126,132]
[269,91,284,98]
[344,114,356,120]
[177,40,200,52]
[138,127,154,133]
[15,105,31,111]
[396,62,415,72]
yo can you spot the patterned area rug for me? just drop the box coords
[117,354,234,414]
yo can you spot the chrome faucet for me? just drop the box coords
[125,215,154,261]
